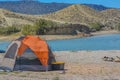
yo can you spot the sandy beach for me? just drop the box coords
[0,50,120,80]
[91,30,120,36]
[0,30,120,80]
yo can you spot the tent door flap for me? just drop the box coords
[0,41,20,71]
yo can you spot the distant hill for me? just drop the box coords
[0,1,111,15]
[101,9,120,18]
[0,1,71,15]
[83,4,110,11]
[41,4,103,25]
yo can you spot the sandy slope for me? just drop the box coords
[0,50,120,80]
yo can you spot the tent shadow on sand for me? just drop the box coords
[0,35,57,71]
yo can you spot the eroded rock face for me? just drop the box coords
[44,24,90,35]
[0,15,8,27]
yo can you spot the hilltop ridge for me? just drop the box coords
[0,1,71,15]
[42,4,120,29]
[0,1,111,15]
[41,4,103,25]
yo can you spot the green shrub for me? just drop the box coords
[0,26,20,35]
[34,19,57,35]
[21,19,54,35]
[116,23,120,31]
[89,23,103,31]
[0,19,58,35]
[21,25,36,35]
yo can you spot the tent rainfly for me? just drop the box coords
[0,35,55,71]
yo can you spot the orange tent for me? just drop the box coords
[18,35,49,66]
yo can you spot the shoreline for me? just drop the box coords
[0,30,120,41]
[91,30,120,36]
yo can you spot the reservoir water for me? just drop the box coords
[0,34,120,52]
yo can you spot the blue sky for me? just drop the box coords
[0,0,120,8]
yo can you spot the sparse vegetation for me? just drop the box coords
[21,19,57,35]
[116,23,120,31]
[89,23,103,31]
[42,4,103,24]
[0,26,20,35]
[21,24,36,35]
[34,19,57,35]
[0,4,120,36]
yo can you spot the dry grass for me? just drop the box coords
[0,9,40,27]
[41,4,120,28]
[41,4,103,24]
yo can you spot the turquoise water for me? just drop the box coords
[0,34,120,52]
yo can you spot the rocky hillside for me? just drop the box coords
[42,4,120,29]
[100,9,120,29]
[0,8,90,35]
[0,9,40,27]
[41,4,103,25]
